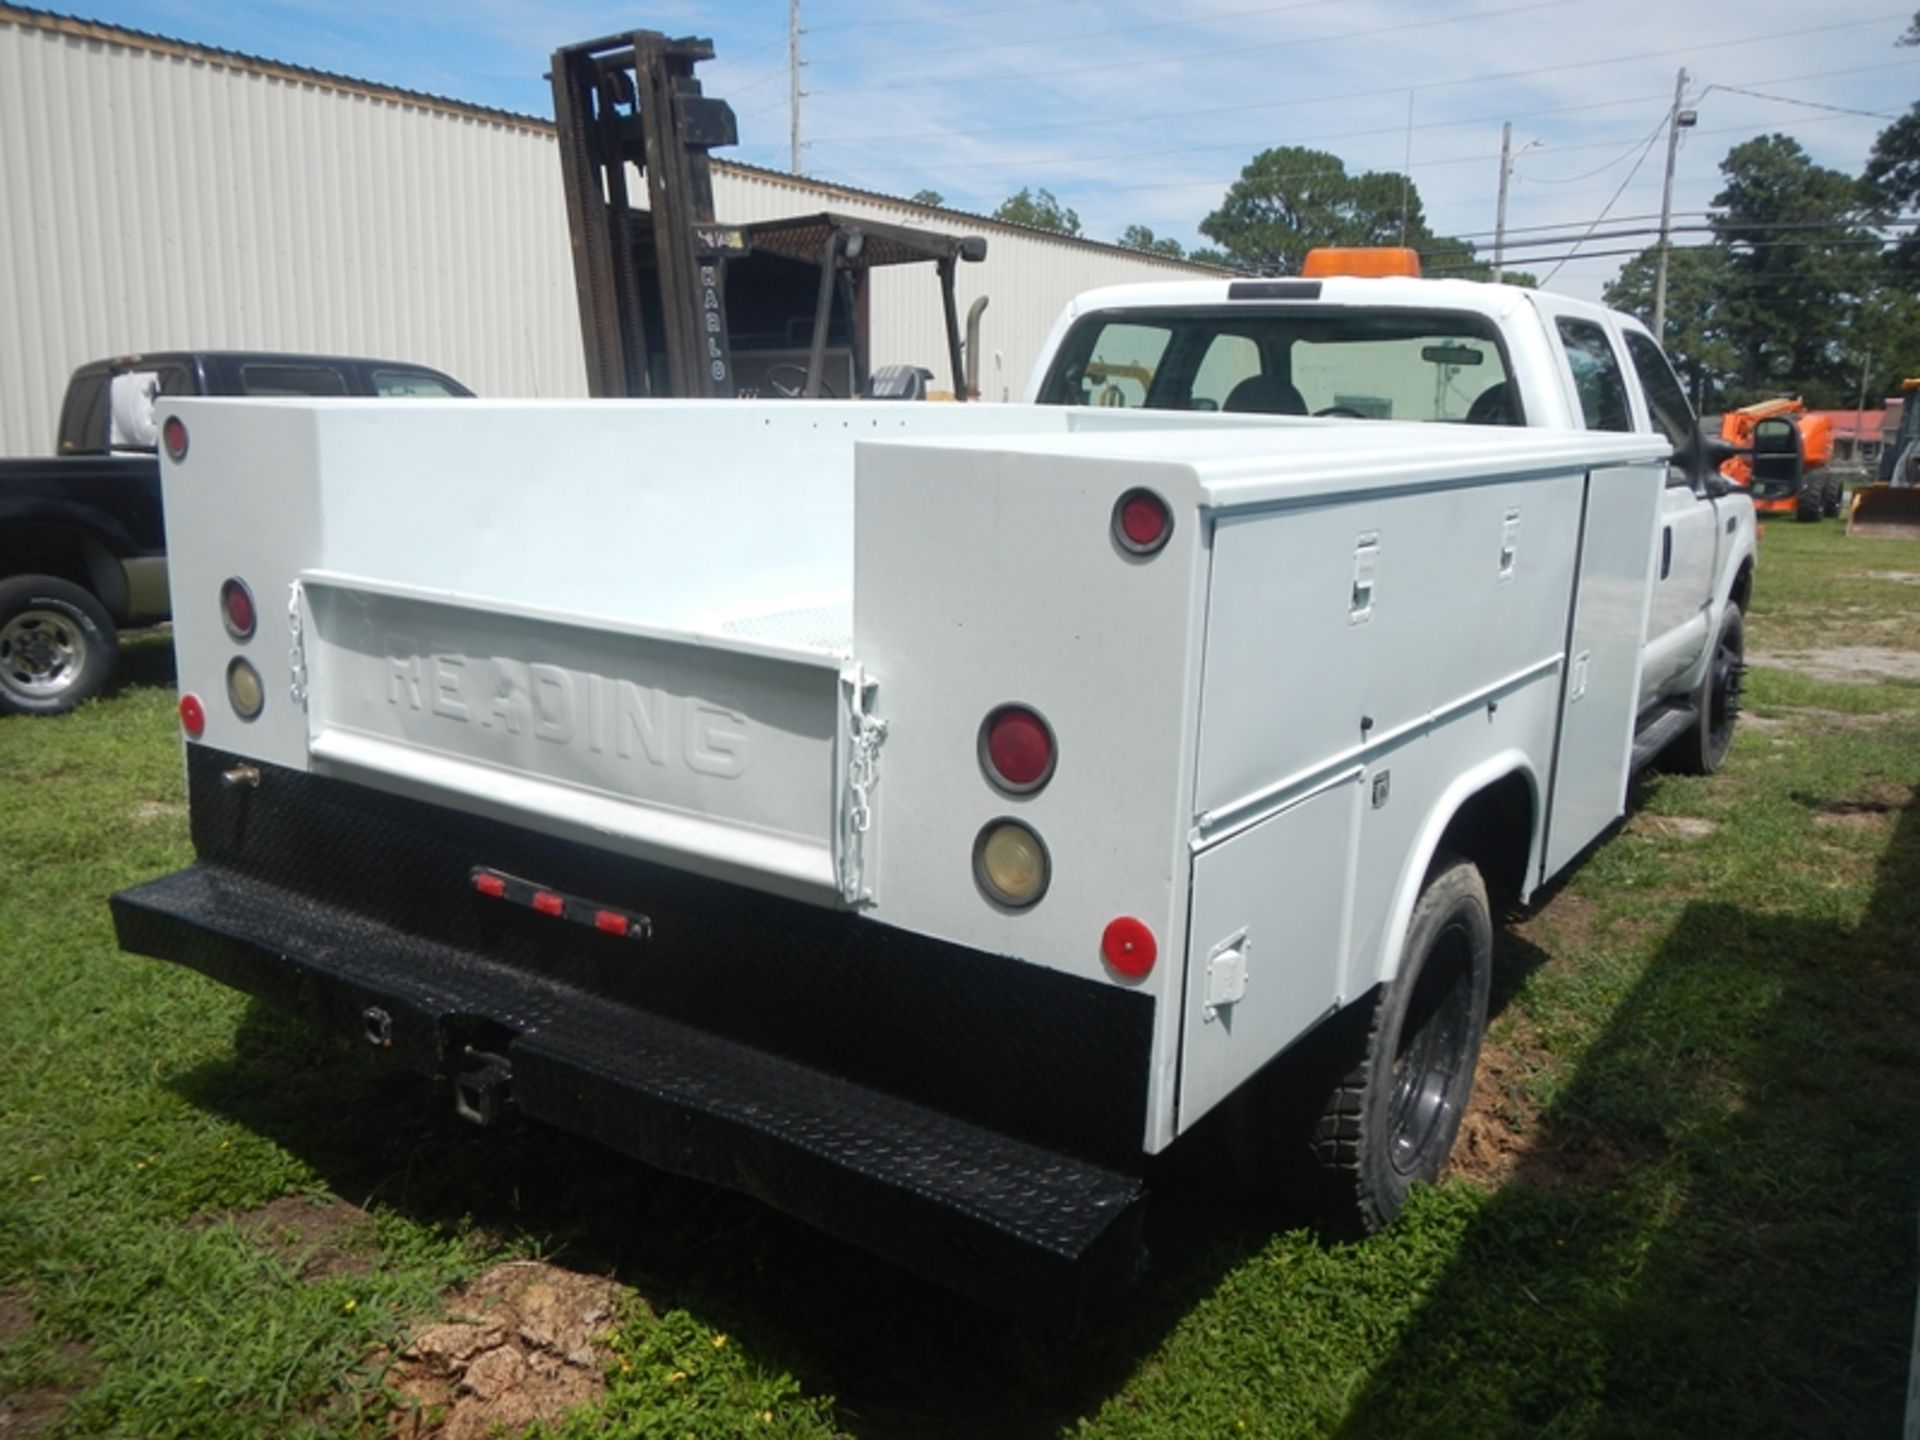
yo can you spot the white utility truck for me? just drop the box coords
[113,259,1753,1320]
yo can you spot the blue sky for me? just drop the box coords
[68,0,1920,299]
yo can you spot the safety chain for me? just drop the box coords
[839,671,886,905]
[286,580,309,709]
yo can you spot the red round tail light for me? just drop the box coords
[1113,488,1172,556]
[179,693,206,738]
[980,705,1056,794]
[162,415,189,462]
[1102,917,1158,978]
[220,578,257,640]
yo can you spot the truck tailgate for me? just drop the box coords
[300,573,848,899]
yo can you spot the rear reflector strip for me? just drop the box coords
[470,867,652,940]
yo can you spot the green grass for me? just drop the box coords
[4,522,1920,1438]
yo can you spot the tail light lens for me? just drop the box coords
[179,693,206,738]
[162,415,188,462]
[979,705,1056,794]
[220,578,257,640]
[1113,488,1172,556]
[225,657,264,720]
[974,820,1051,908]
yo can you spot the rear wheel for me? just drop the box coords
[1821,474,1843,519]
[1293,856,1492,1237]
[1669,603,1743,775]
[0,576,118,716]
[1795,485,1822,523]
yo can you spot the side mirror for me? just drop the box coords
[1750,415,1804,488]
[1670,425,1742,493]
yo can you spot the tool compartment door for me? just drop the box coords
[1180,776,1361,1129]
[300,576,846,899]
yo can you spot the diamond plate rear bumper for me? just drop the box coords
[113,851,1147,1320]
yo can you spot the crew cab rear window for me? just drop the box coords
[238,365,350,397]
[1555,319,1633,432]
[1039,308,1517,423]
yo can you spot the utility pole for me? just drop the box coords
[1653,67,1696,341]
[788,0,803,175]
[1494,122,1512,283]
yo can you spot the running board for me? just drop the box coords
[1631,700,1698,773]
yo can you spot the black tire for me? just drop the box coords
[0,575,119,716]
[1296,855,1493,1237]
[1821,475,1843,519]
[1794,485,1821,523]
[1669,603,1743,776]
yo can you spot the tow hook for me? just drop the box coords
[453,1049,514,1127]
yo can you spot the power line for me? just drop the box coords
[805,104,1880,210]
[803,56,1918,185]
[1698,83,1901,121]
[1538,115,1668,284]
[803,12,1908,141]
[1427,235,1916,273]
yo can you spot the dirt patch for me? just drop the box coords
[1452,1027,1663,1193]
[225,1196,377,1282]
[0,1290,30,1348]
[1801,778,1915,833]
[385,1261,618,1440]
[1450,1029,1551,1188]
[1748,647,1920,685]
[0,1290,94,1439]
[1864,571,1920,586]
[132,800,187,824]
[1511,889,1601,954]
[1638,815,1717,841]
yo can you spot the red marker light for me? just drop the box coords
[980,705,1056,793]
[1102,917,1157,978]
[162,415,189,461]
[594,909,629,936]
[1113,489,1172,556]
[220,579,256,640]
[532,890,565,917]
[473,872,507,899]
[178,693,206,738]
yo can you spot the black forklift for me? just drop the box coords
[550,31,987,401]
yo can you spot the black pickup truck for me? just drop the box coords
[0,352,470,716]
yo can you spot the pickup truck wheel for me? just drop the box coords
[1670,604,1743,776]
[1298,855,1492,1237]
[0,577,118,716]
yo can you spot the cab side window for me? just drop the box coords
[1624,333,1695,448]
[1556,318,1633,432]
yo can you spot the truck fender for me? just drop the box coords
[1363,750,1541,995]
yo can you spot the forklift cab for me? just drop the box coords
[550,31,986,402]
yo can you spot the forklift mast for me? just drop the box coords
[549,29,986,402]
[551,31,739,398]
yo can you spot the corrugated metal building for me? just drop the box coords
[0,5,1213,456]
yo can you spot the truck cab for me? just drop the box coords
[0,352,469,716]
[1028,262,1755,774]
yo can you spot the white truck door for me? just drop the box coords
[1537,307,1714,710]
[1621,330,1721,709]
